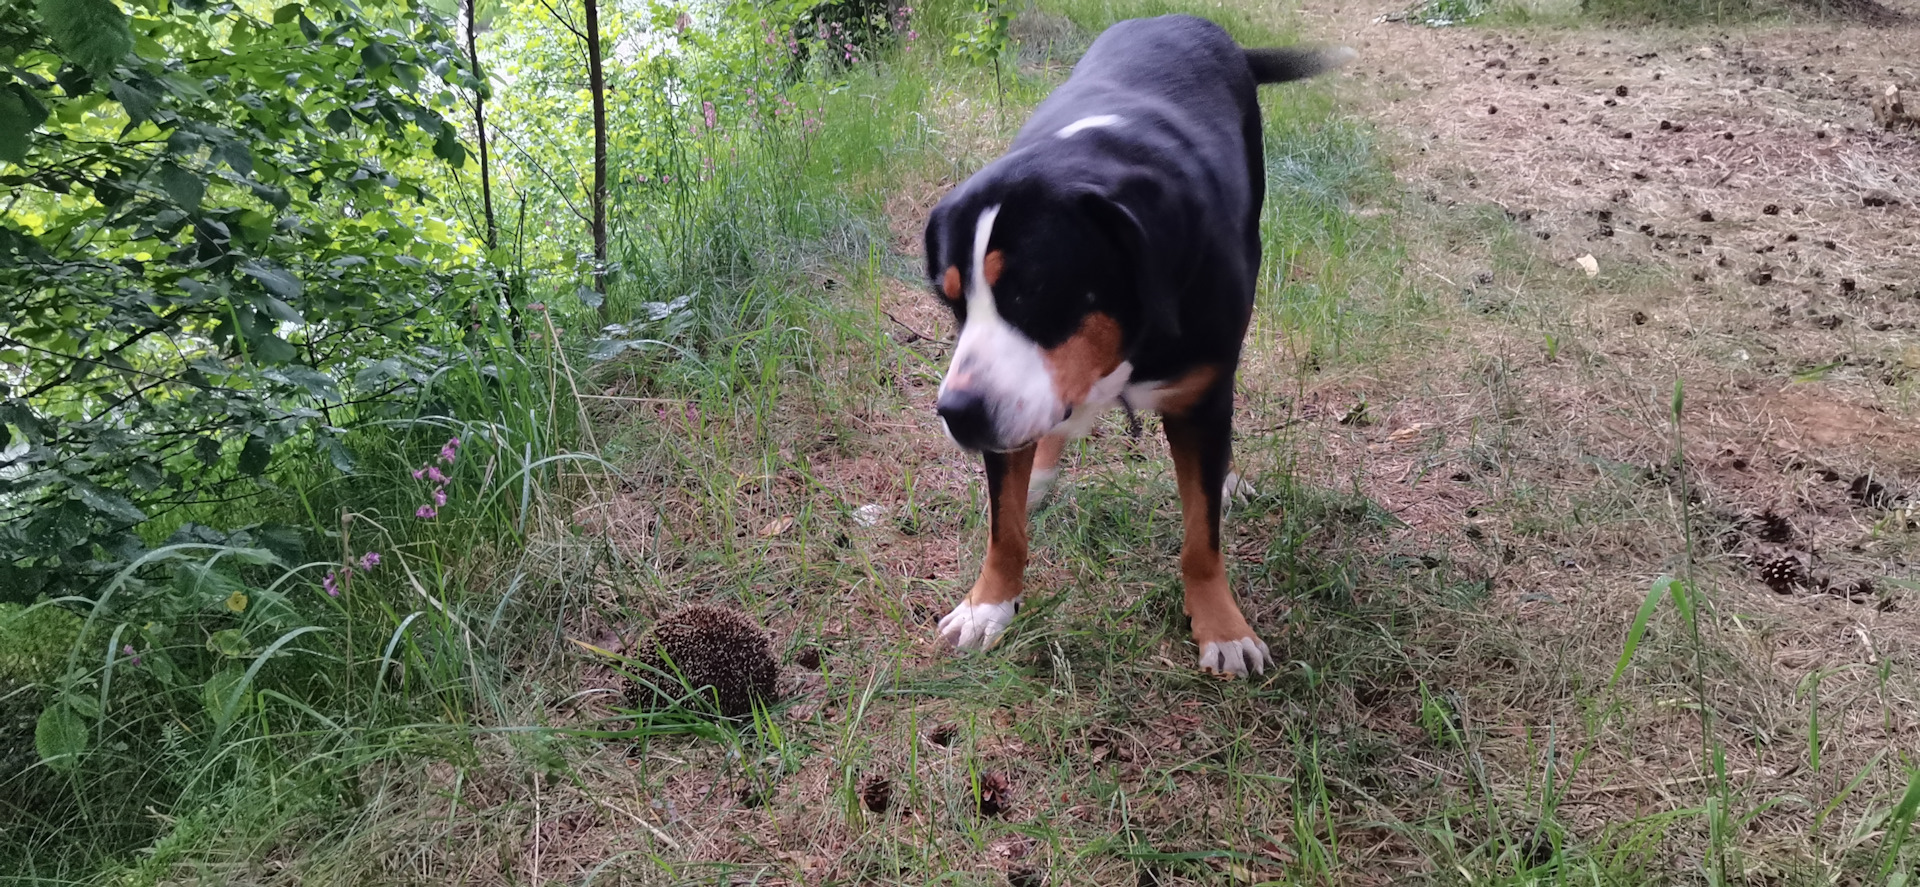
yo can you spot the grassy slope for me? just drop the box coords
[66,0,1918,884]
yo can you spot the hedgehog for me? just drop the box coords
[625,605,778,718]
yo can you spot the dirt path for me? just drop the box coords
[1291,0,1920,622]
[1259,0,1920,852]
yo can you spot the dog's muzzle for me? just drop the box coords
[936,388,998,451]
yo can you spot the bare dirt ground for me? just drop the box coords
[1296,0,1920,658]
[1270,0,1920,869]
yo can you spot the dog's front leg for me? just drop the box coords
[1166,409,1271,678]
[937,443,1036,651]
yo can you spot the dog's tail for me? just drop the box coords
[1244,45,1358,85]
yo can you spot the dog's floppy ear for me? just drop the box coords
[922,201,948,290]
[1077,188,1180,340]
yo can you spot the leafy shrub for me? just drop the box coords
[0,0,490,603]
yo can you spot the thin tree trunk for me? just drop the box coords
[466,0,497,251]
[467,0,519,341]
[583,0,609,319]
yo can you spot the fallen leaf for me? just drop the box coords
[759,515,794,537]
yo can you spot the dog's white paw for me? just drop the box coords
[1198,635,1272,678]
[1027,468,1059,510]
[1222,471,1255,503]
[936,598,1020,651]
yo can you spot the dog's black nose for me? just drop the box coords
[937,389,995,451]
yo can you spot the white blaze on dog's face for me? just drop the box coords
[934,206,1063,452]
[931,203,1135,453]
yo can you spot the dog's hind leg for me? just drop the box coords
[1166,408,1271,678]
[1026,432,1068,509]
[938,443,1036,651]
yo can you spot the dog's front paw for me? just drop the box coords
[936,598,1020,651]
[1197,635,1271,678]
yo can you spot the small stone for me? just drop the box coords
[1746,268,1773,285]
[1862,190,1895,207]
[1616,84,1629,97]
[1763,204,1781,215]
[1840,277,1857,294]
[1698,210,1715,222]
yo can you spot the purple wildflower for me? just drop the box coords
[703,101,716,130]
[412,467,426,479]
[122,644,142,666]
[416,504,438,520]
[359,551,381,571]
[426,465,449,484]
[432,487,447,507]
[323,571,340,597]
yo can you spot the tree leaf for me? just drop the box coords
[360,41,396,68]
[73,481,147,524]
[156,160,204,210]
[107,77,156,123]
[431,126,466,166]
[320,436,355,473]
[240,261,303,299]
[0,83,50,163]
[353,358,405,389]
[576,285,604,309]
[251,333,297,364]
[264,365,336,398]
[255,294,304,324]
[195,436,222,466]
[37,0,133,78]
[127,460,164,491]
[238,436,271,476]
[35,704,88,771]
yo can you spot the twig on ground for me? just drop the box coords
[882,310,950,346]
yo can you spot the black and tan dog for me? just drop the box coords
[923,15,1353,677]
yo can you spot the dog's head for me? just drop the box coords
[923,178,1173,453]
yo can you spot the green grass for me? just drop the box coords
[6,0,1919,883]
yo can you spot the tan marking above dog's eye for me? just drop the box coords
[983,250,1004,287]
[942,266,961,302]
